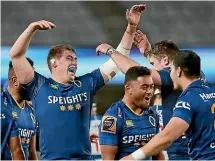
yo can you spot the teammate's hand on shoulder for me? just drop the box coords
[29,20,56,31]
[126,4,146,26]
[134,30,151,57]
[96,43,113,55]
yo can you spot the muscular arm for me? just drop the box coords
[9,20,55,84]
[109,52,162,85]
[8,136,25,160]
[9,24,36,84]
[100,145,118,160]
[28,136,38,160]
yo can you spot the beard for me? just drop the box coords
[18,86,31,101]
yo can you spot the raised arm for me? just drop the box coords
[9,20,55,84]
[97,4,146,84]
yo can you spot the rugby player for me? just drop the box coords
[99,66,165,160]
[1,58,37,160]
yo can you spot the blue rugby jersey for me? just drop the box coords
[172,80,215,160]
[99,100,159,160]
[0,104,19,159]
[22,69,104,160]
[2,90,36,159]
[158,67,189,158]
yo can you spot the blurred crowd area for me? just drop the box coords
[1,1,215,115]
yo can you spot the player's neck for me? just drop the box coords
[181,77,200,90]
[122,97,143,115]
[51,74,71,85]
[7,87,25,108]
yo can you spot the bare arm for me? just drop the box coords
[97,4,146,83]
[8,136,25,160]
[100,145,118,160]
[28,136,38,160]
[10,20,55,84]
[109,52,162,85]
[120,117,189,160]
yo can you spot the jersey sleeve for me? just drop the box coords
[85,69,105,95]
[9,119,19,138]
[172,92,197,125]
[99,107,122,146]
[21,71,47,100]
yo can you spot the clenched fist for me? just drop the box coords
[96,43,113,55]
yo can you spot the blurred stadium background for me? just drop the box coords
[1,1,215,115]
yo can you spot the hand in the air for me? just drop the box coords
[29,20,56,31]
[96,43,112,55]
[126,4,146,26]
[134,30,151,57]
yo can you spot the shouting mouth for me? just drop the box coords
[68,66,77,75]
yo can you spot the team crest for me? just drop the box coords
[30,113,36,124]
[126,120,134,127]
[12,111,18,118]
[101,116,117,134]
[149,116,156,127]
[49,83,59,90]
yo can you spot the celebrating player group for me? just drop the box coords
[1,3,215,161]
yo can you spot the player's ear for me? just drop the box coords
[50,58,57,68]
[162,55,169,66]
[177,67,182,78]
[125,83,132,94]
[11,76,19,87]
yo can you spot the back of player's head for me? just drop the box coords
[124,66,151,85]
[47,44,76,72]
[173,50,200,78]
[147,40,179,61]
[8,57,34,80]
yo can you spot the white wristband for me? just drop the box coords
[131,149,146,160]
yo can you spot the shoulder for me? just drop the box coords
[104,101,124,117]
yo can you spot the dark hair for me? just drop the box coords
[47,44,76,72]
[124,66,151,84]
[8,57,34,80]
[173,50,200,77]
[147,40,179,61]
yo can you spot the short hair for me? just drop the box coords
[173,50,200,77]
[8,57,34,80]
[147,40,179,61]
[47,44,76,72]
[124,66,151,85]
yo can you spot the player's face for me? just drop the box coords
[170,64,181,90]
[129,76,154,109]
[55,50,78,82]
[149,55,165,70]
